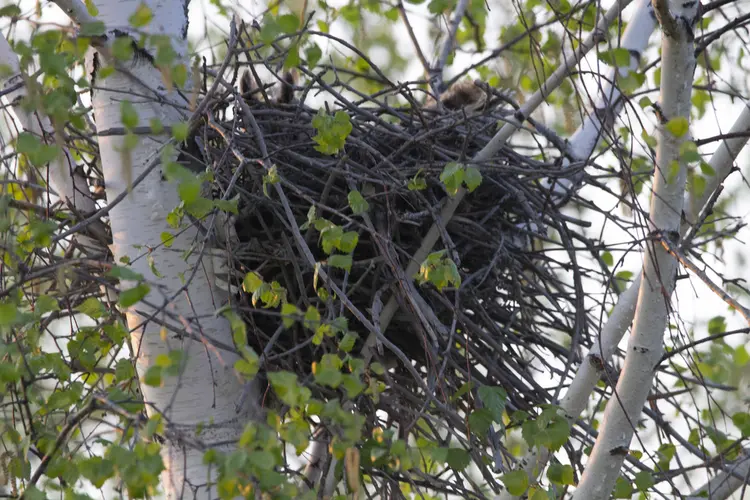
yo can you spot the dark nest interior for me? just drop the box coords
[181,42,601,493]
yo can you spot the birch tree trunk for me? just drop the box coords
[571,0,698,497]
[88,0,258,497]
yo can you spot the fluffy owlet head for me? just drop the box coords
[239,69,298,104]
[424,80,487,112]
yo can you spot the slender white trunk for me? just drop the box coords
[686,452,750,500]
[571,1,697,497]
[0,34,104,242]
[495,96,750,500]
[566,0,656,161]
[683,100,750,228]
[89,0,257,497]
[495,2,656,496]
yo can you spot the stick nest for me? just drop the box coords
[184,53,595,491]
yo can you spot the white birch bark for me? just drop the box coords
[683,100,750,228]
[571,0,698,497]
[87,0,258,497]
[686,453,750,500]
[495,2,657,495]
[566,0,657,162]
[0,34,106,246]
[496,95,750,500]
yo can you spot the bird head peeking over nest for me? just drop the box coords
[239,68,298,105]
[424,79,488,114]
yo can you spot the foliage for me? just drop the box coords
[0,0,749,498]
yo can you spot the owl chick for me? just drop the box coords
[239,69,297,105]
[424,79,488,113]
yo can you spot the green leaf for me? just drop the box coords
[76,297,106,319]
[613,477,633,498]
[184,197,213,218]
[243,272,264,294]
[500,470,529,496]
[464,166,482,192]
[468,408,493,436]
[312,109,352,155]
[732,412,750,437]
[641,130,657,149]
[408,171,427,191]
[281,303,299,328]
[634,471,655,491]
[46,384,82,411]
[115,359,135,382]
[224,311,246,350]
[615,270,633,284]
[235,358,258,378]
[0,4,21,17]
[305,44,322,67]
[143,365,162,386]
[477,385,507,422]
[16,133,60,167]
[284,45,300,69]
[656,443,676,470]
[427,0,453,14]
[546,463,574,486]
[278,14,300,33]
[0,362,20,383]
[107,265,144,281]
[700,161,716,176]
[260,17,282,44]
[177,178,200,204]
[528,489,549,500]
[348,190,370,215]
[112,36,135,62]
[304,306,321,330]
[602,251,614,267]
[340,4,361,23]
[120,101,139,129]
[445,448,470,470]
[450,381,474,402]
[79,457,115,488]
[440,162,465,196]
[708,315,726,334]
[172,122,189,142]
[667,159,680,183]
[329,253,353,271]
[214,196,239,214]
[598,47,631,67]
[21,486,47,500]
[119,283,150,308]
[341,374,365,398]
[665,116,690,137]
[680,141,701,163]
[734,345,750,366]
[339,332,357,353]
[160,232,174,248]
[79,21,106,36]
[314,354,343,388]
[690,174,706,197]
[0,302,19,327]
[35,295,59,315]
[268,371,310,407]
[129,3,153,27]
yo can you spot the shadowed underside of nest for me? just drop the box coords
[180,63,594,486]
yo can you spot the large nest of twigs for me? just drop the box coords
[186,46,592,485]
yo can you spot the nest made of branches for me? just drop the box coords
[182,52,598,492]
